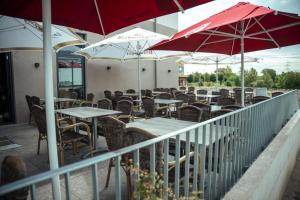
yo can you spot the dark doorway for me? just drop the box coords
[0,53,15,124]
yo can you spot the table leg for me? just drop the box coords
[92,118,98,149]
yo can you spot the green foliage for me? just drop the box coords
[187,74,193,83]
[262,68,276,81]
[261,73,274,88]
[245,68,258,86]
[210,73,216,82]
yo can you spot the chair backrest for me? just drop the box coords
[219,89,229,98]
[196,89,207,95]
[126,89,135,94]
[25,95,33,111]
[161,88,170,93]
[80,101,93,107]
[117,100,133,115]
[234,89,242,105]
[245,88,254,92]
[145,89,152,97]
[252,96,270,104]
[210,109,232,118]
[141,89,146,96]
[221,105,243,110]
[255,87,268,97]
[31,105,47,137]
[217,97,235,106]
[153,88,161,92]
[211,91,220,103]
[178,105,202,122]
[157,92,171,100]
[70,91,78,99]
[142,97,155,118]
[98,98,112,110]
[98,116,126,151]
[188,86,195,92]
[86,93,94,102]
[175,93,188,107]
[125,127,163,172]
[187,93,196,104]
[191,102,210,122]
[31,96,41,106]
[114,91,123,101]
[104,90,112,99]
[179,86,186,90]
[120,96,133,102]
[272,91,284,97]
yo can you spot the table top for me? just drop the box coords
[127,117,234,146]
[123,93,139,97]
[196,94,220,98]
[56,107,121,119]
[154,99,182,104]
[210,105,222,111]
[229,91,253,94]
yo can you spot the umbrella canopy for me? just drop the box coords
[150,2,300,106]
[0,0,212,36]
[0,15,86,52]
[76,28,188,102]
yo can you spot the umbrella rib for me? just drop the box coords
[244,15,266,34]
[194,27,220,52]
[93,0,106,36]
[122,44,131,60]
[205,29,240,38]
[230,23,238,56]
[173,0,185,13]
[253,17,280,48]
[19,19,43,42]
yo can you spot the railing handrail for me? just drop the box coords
[0,90,298,195]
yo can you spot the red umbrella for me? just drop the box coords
[0,0,212,36]
[150,2,300,106]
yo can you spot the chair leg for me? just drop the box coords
[37,134,41,155]
[105,159,113,188]
[60,147,65,166]
[28,112,32,124]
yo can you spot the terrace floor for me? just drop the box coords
[0,124,129,200]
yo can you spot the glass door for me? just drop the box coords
[57,38,86,99]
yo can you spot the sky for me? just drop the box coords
[177,0,300,75]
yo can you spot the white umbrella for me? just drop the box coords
[177,53,259,87]
[0,15,86,52]
[76,27,188,102]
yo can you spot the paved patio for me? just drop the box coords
[0,124,129,200]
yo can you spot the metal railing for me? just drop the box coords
[0,90,298,200]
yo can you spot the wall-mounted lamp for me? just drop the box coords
[34,62,40,68]
[106,66,111,70]
[168,69,171,73]
[142,68,146,72]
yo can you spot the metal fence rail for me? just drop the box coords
[0,90,298,200]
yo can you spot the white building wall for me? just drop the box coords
[10,16,179,123]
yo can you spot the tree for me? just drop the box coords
[210,73,216,82]
[261,73,274,88]
[262,68,276,81]
[245,68,258,86]
[187,74,193,83]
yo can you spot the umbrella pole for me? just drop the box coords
[138,54,142,108]
[241,35,245,107]
[216,57,219,89]
[42,0,61,199]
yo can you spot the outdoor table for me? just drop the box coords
[196,94,220,104]
[154,99,182,117]
[56,107,121,149]
[211,105,222,112]
[127,117,234,146]
[152,91,165,96]
[123,92,139,97]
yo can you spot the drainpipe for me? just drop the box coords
[42,0,61,199]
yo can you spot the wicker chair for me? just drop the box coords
[222,105,242,110]
[86,93,94,102]
[196,89,208,101]
[179,86,186,91]
[141,89,146,97]
[31,96,41,106]
[114,91,123,101]
[117,100,133,123]
[142,97,169,118]
[211,91,220,105]
[175,93,188,107]
[98,116,128,188]
[80,101,95,107]
[217,97,235,106]
[191,102,211,122]
[126,89,136,94]
[187,93,196,104]
[70,92,78,99]
[98,98,112,110]
[219,89,229,98]
[178,105,202,122]
[120,96,133,102]
[188,86,195,93]
[25,95,33,124]
[145,89,152,97]
[157,92,172,100]
[104,90,113,100]
[252,96,270,104]
[210,109,232,118]
[32,105,92,165]
[233,89,242,105]
[272,91,284,97]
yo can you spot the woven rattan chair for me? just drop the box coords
[141,89,146,97]
[210,109,233,118]
[252,96,270,104]
[272,91,284,97]
[157,92,172,100]
[25,95,33,124]
[178,105,202,122]
[145,89,152,97]
[120,96,133,102]
[196,89,208,101]
[179,86,186,91]
[142,97,169,118]
[98,98,112,110]
[187,93,196,104]
[86,93,94,102]
[188,86,195,93]
[114,91,123,101]
[219,89,229,98]
[217,97,235,106]
[31,96,41,106]
[175,93,188,107]
[191,102,211,122]
[126,89,136,94]
[104,90,112,100]
[70,91,78,99]
[211,91,220,105]
[117,100,133,123]
[98,116,128,188]
[233,89,242,105]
